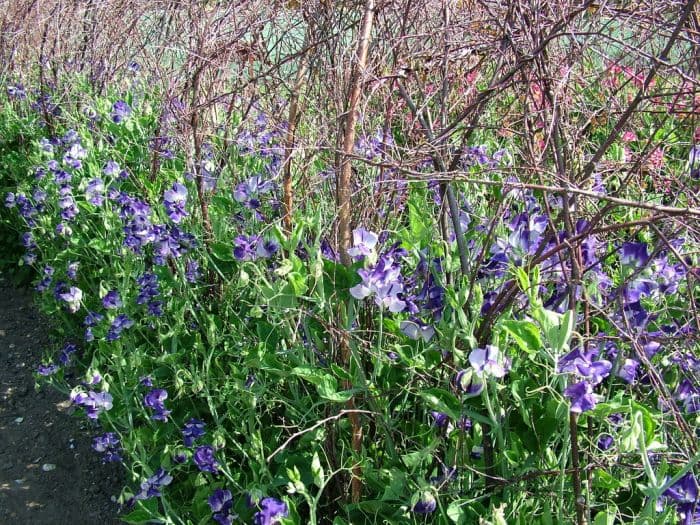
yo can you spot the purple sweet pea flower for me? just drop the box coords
[256,238,280,258]
[558,347,612,386]
[208,489,236,525]
[347,228,378,259]
[507,212,548,257]
[620,242,650,267]
[85,178,105,206]
[58,342,77,365]
[111,100,131,123]
[430,411,450,428]
[37,363,59,376]
[59,286,83,313]
[412,491,437,514]
[7,83,26,100]
[56,223,72,237]
[660,472,699,523]
[193,445,220,474]
[62,129,80,145]
[253,497,288,525]
[39,137,54,154]
[84,311,104,327]
[21,232,35,249]
[564,381,597,413]
[35,276,52,292]
[350,252,407,313]
[234,175,273,208]
[454,369,485,397]
[597,434,614,451]
[144,388,171,421]
[106,314,133,341]
[102,290,122,309]
[399,319,435,342]
[689,145,700,179]
[136,273,159,304]
[233,234,260,261]
[185,259,201,282]
[58,188,79,220]
[134,468,173,500]
[63,143,87,170]
[32,188,47,203]
[469,345,509,379]
[617,358,639,384]
[103,160,121,176]
[92,432,122,463]
[71,390,113,419]
[67,261,79,280]
[182,418,206,447]
[163,182,188,223]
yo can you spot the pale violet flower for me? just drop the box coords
[347,228,378,259]
[469,345,509,378]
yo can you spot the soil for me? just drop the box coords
[0,271,124,524]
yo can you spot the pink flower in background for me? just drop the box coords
[621,131,637,143]
[649,147,665,169]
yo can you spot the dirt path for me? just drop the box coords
[0,271,124,524]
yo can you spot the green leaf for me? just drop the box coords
[287,271,308,296]
[447,500,467,524]
[211,242,234,261]
[500,320,542,355]
[593,469,626,490]
[619,410,644,453]
[593,506,618,525]
[419,388,462,420]
[291,366,324,385]
[311,451,325,487]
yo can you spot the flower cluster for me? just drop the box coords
[71,389,113,419]
[182,418,206,447]
[132,468,172,501]
[92,432,122,463]
[233,235,280,261]
[83,310,104,342]
[234,174,274,212]
[559,346,612,413]
[102,290,122,309]
[144,388,171,421]
[252,497,288,525]
[350,239,408,313]
[106,314,134,342]
[59,286,83,313]
[111,100,131,123]
[193,445,220,474]
[208,489,236,525]
[163,182,188,223]
[136,272,163,317]
[658,472,699,523]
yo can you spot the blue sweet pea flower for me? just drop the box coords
[193,445,220,474]
[253,497,288,525]
[111,100,131,123]
[412,491,437,514]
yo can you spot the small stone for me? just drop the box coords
[41,463,56,472]
[13,417,23,424]
[0,329,5,336]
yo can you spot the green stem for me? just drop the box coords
[482,380,505,472]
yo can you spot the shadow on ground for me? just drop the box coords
[0,272,124,525]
